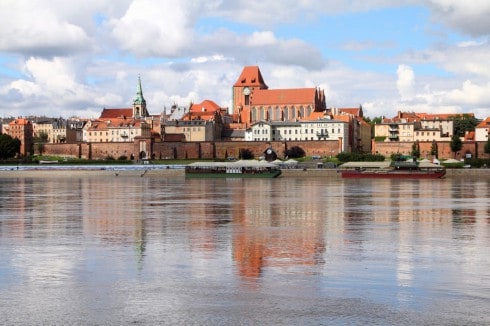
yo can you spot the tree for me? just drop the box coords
[450,134,463,158]
[364,116,383,137]
[0,134,21,159]
[410,142,420,159]
[34,131,49,143]
[239,148,254,159]
[430,141,438,157]
[450,114,480,137]
[285,145,305,159]
[484,137,490,156]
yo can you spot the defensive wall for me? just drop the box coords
[40,139,488,160]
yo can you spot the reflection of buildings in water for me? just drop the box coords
[231,179,327,279]
[451,178,478,224]
[81,178,144,242]
[1,178,85,241]
[184,179,233,253]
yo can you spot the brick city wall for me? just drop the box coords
[374,141,481,160]
[40,140,488,160]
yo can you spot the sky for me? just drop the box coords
[0,0,489,120]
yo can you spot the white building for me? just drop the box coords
[475,117,490,141]
[245,119,349,151]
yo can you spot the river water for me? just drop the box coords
[0,173,489,325]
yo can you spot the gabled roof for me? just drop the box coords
[339,107,363,117]
[308,111,327,121]
[189,100,221,113]
[476,117,490,128]
[252,88,317,105]
[233,66,268,88]
[86,117,145,131]
[9,118,31,125]
[100,108,133,119]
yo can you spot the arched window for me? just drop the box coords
[275,106,280,120]
[259,107,265,120]
[251,107,257,121]
[306,106,312,117]
[299,106,305,118]
[291,106,296,119]
[283,106,289,120]
[267,107,273,121]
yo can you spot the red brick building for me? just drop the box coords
[232,66,326,126]
[6,118,33,157]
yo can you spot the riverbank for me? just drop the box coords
[0,167,487,179]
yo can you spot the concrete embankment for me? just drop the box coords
[280,168,489,178]
[0,167,487,179]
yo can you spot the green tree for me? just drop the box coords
[34,131,49,143]
[0,134,21,159]
[484,137,490,155]
[364,116,383,137]
[239,148,254,159]
[450,114,480,137]
[450,134,463,158]
[410,142,420,159]
[430,141,438,157]
[285,146,305,158]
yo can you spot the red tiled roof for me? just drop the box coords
[339,108,361,117]
[189,100,221,113]
[100,108,133,119]
[252,88,317,105]
[9,118,31,125]
[476,117,490,128]
[87,117,144,131]
[307,111,327,121]
[233,66,268,88]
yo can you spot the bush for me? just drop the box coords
[239,148,254,160]
[285,146,305,158]
[117,155,128,161]
[337,152,385,163]
[464,158,490,168]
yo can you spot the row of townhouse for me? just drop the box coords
[374,111,489,142]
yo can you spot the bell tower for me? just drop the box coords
[133,75,148,118]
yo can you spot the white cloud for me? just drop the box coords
[109,0,203,57]
[425,0,490,36]
[396,65,415,101]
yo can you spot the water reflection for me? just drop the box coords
[0,175,489,324]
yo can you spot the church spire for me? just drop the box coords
[133,75,146,106]
[132,75,148,118]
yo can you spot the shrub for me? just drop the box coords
[239,148,254,159]
[285,146,305,158]
[337,152,385,163]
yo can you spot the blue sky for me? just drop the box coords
[0,0,489,120]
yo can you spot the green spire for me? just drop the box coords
[133,75,146,105]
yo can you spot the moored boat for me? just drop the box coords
[338,161,446,179]
[185,160,282,178]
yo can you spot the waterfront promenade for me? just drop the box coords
[0,166,487,178]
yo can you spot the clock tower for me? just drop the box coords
[232,66,268,125]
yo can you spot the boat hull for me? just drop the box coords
[339,170,445,179]
[185,170,281,179]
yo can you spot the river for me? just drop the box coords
[0,173,489,325]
